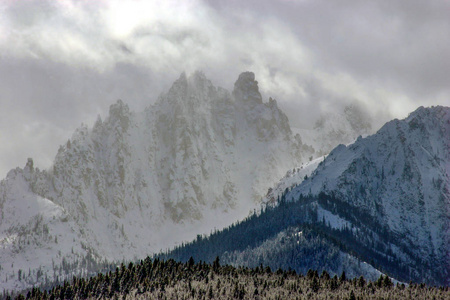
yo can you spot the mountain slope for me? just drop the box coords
[0,71,310,291]
[162,106,449,285]
[290,105,449,284]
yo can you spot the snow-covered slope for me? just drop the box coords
[0,72,311,291]
[221,226,385,282]
[262,156,325,206]
[287,105,449,285]
[0,162,100,291]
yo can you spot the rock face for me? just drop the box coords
[0,71,310,291]
[232,72,263,104]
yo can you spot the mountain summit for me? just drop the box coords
[233,71,263,104]
[0,72,310,291]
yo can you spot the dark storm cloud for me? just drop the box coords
[0,0,448,176]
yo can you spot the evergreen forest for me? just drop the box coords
[7,257,449,299]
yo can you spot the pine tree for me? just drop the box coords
[188,257,195,269]
[358,275,365,287]
[311,276,320,293]
[213,256,220,272]
[349,289,356,300]
[208,286,214,299]
[383,275,393,288]
[340,270,346,282]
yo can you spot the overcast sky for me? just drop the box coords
[0,0,449,177]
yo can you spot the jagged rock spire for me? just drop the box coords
[232,72,262,104]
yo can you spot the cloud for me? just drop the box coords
[0,0,449,176]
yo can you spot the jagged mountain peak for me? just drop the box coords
[161,71,270,108]
[232,71,262,104]
[407,104,448,118]
[188,70,208,83]
[109,99,130,116]
[105,99,132,132]
[404,105,450,135]
[0,71,308,292]
[302,106,449,197]
[185,71,217,98]
[158,71,221,108]
[24,157,34,173]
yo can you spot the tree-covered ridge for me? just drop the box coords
[161,191,443,285]
[9,257,448,300]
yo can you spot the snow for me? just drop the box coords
[262,156,324,205]
[317,206,352,231]
[285,105,449,285]
[2,70,444,291]
[0,71,313,292]
[223,226,384,281]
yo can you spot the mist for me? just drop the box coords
[1,0,449,177]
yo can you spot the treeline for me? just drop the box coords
[160,190,447,285]
[2,253,116,299]
[160,191,317,264]
[8,257,448,299]
[160,191,440,284]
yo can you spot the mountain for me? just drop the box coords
[0,71,312,292]
[162,106,449,286]
[295,104,373,156]
[291,105,449,285]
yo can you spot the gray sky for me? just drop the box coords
[0,0,449,178]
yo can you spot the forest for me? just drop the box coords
[6,257,448,299]
[161,192,444,285]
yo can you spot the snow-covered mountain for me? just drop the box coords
[287,105,449,284]
[0,71,311,291]
[2,69,446,291]
[295,104,373,156]
[163,106,449,286]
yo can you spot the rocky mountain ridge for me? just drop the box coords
[280,105,449,285]
[0,71,310,291]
